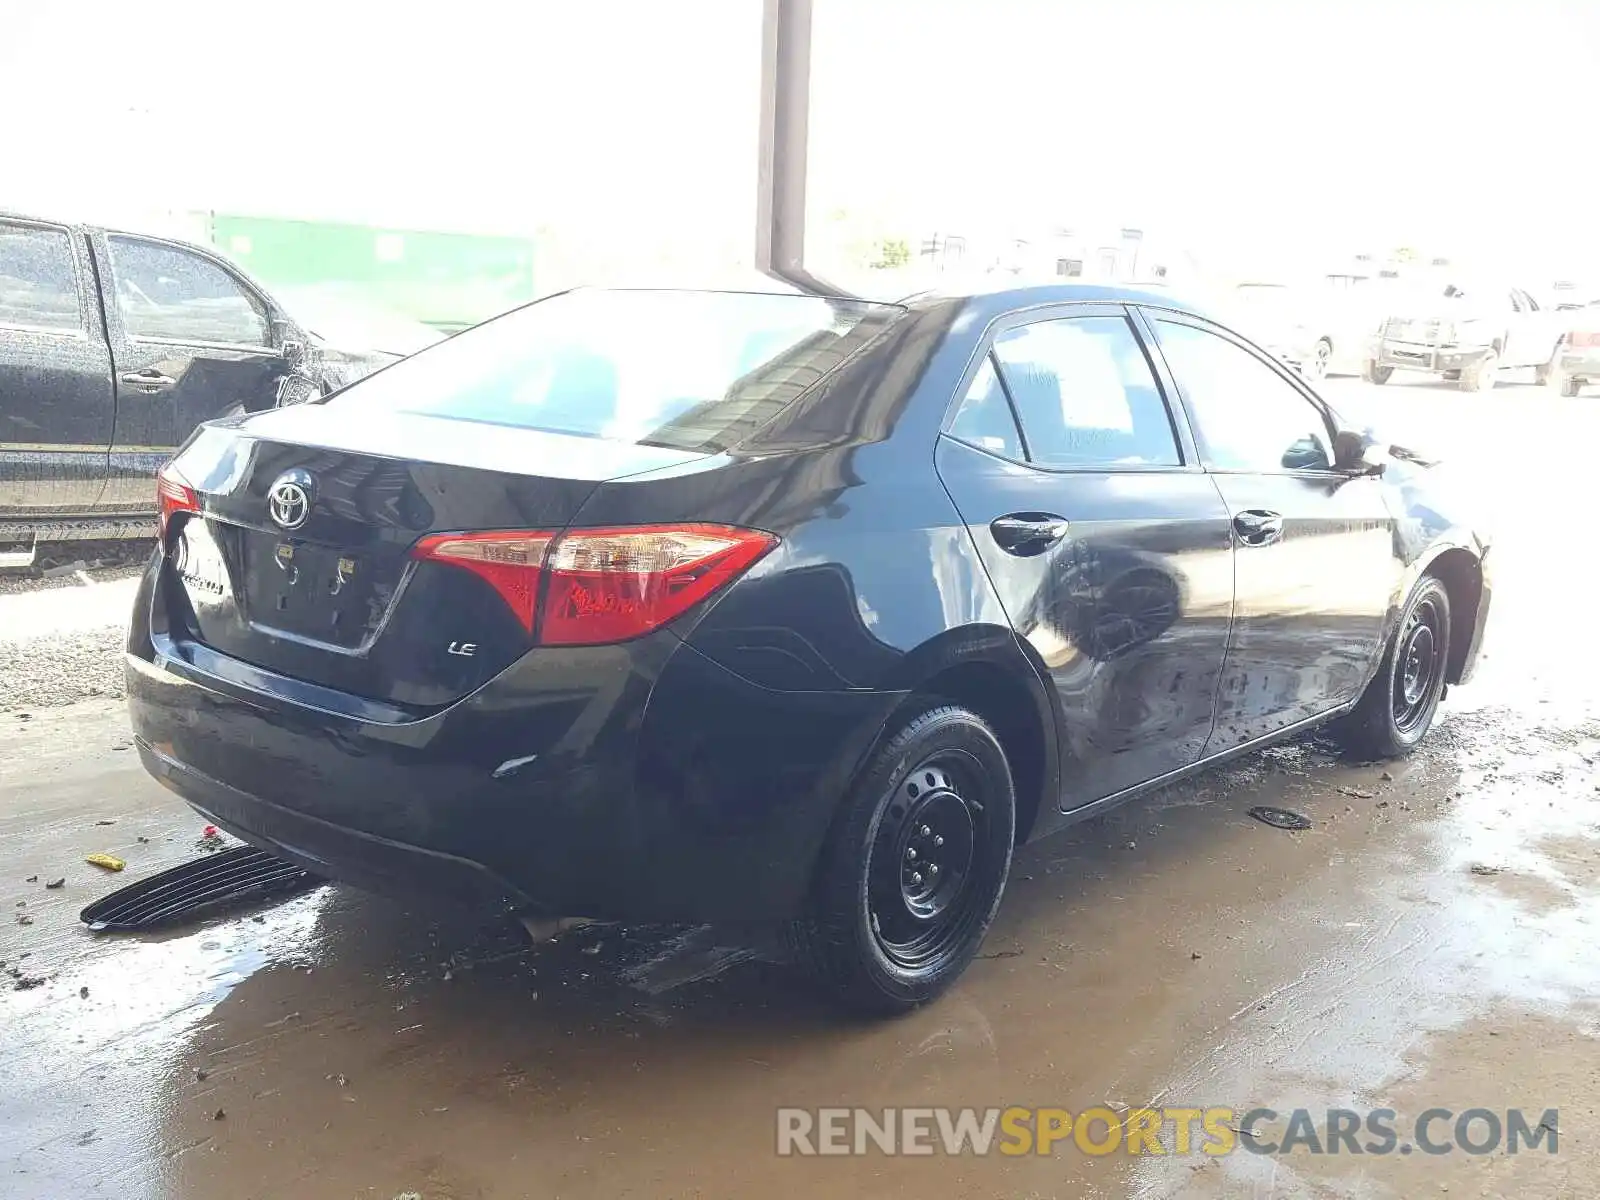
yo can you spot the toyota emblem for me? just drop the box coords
[267,469,315,531]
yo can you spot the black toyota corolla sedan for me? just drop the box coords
[127,283,1490,1012]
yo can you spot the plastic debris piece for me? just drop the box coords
[79,847,318,932]
[1247,806,1312,831]
[86,854,125,872]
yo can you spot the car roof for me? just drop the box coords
[555,280,1219,331]
[895,280,1216,323]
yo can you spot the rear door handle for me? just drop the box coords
[120,369,176,392]
[1233,509,1284,546]
[990,513,1070,556]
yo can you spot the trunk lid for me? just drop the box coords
[160,410,708,710]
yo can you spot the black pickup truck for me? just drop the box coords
[0,213,434,566]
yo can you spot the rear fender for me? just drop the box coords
[856,624,1062,840]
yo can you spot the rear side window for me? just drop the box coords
[336,289,903,453]
[108,236,271,347]
[0,224,82,333]
[949,354,1023,458]
[991,316,1180,468]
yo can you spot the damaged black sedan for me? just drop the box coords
[126,283,1490,1012]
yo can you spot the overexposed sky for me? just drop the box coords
[4,0,1597,276]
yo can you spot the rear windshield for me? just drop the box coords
[333,289,904,453]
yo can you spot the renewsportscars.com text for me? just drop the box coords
[776,1106,1560,1157]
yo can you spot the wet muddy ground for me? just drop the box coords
[2,377,1597,1199]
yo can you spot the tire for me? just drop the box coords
[1559,373,1582,398]
[1301,338,1333,382]
[1362,360,1394,385]
[1459,350,1499,392]
[787,705,1016,1014]
[1336,576,1452,760]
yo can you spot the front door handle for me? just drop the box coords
[120,369,176,392]
[990,513,1070,556]
[1233,509,1284,547]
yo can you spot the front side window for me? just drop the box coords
[1155,320,1332,472]
[109,236,270,346]
[0,224,81,332]
[990,315,1180,468]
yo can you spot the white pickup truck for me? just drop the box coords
[1364,284,1568,392]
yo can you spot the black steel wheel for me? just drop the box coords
[867,754,989,971]
[788,705,1016,1014]
[1337,575,1453,759]
[1392,590,1447,736]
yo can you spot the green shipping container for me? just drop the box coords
[208,214,538,331]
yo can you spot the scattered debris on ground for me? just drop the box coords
[1247,806,1313,831]
[85,854,124,872]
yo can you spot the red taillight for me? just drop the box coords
[156,465,199,540]
[540,525,778,645]
[411,531,555,632]
[1570,330,1600,349]
[412,524,778,644]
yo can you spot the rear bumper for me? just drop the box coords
[1375,342,1487,373]
[127,564,905,921]
[1559,350,1600,380]
[137,739,529,909]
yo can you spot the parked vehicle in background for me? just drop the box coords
[128,283,1490,1013]
[1365,283,1568,391]
[0,214,440,564]
[1553,300,1600,397]
[1228,282,1391,382]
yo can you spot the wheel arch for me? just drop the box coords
[1419,545,1484,684]
[878,627,1060,846]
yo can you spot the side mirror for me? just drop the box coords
[1333,428,1386,476]
[275,374,321,407]
[271,318,305,366]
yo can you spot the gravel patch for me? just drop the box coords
[0,625,128,712]
[0,572,139,712]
